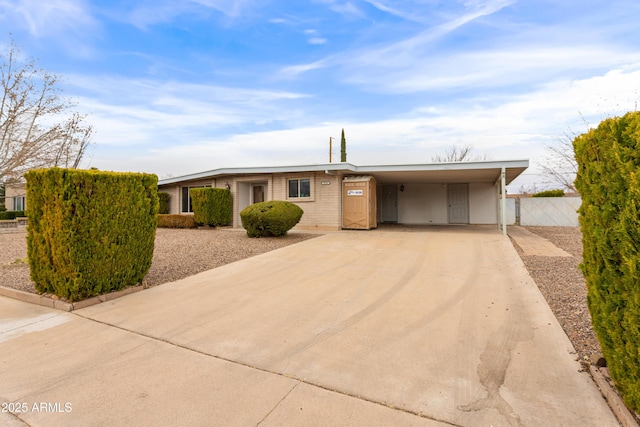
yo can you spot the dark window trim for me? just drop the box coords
[181,185,210,213]
[288,178,311,199]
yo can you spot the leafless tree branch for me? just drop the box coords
[0,36,93,183]
[539,132,578,192]
[431,144,491,163]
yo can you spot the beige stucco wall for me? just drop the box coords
[270,171,344,231]
[160,172,345,230]
[397,184,448,224]
[469,182,498,224]
[396,182,498,225]
[4,183,27,211]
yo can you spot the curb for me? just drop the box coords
[589,365,640,427]
[0,284,145,312]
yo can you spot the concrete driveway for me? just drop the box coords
[0,226,617,426]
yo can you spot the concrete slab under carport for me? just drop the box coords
[72,226,617,426]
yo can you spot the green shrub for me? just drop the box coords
[25,168,158,302]
[574,111,640,412]
[531,189,564,197]
[190,187,232,227]
[0,211,16,220]
[240,200,303,237]
[157,214,196,228]
[0,210,25,220]
[158,192,170,214]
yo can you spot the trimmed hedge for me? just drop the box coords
[190,187,232,227]
[240,200,303,237]
[158,192,170,214]
[157,214,197,228]
[531,189,564,198]
[0,210,25,220]
[574,111,640,412]
[25,168,159,302]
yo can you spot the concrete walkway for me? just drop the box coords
[508,226,572,257]
[0,227,617,426]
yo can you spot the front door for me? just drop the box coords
[448,183,469,224]
[381,184,398,222]
[252,185,265,203]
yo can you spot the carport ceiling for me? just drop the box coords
[353,161,528,185]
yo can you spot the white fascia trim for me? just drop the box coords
[158,163,357,185]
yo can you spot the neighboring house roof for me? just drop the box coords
[157,160,529,186]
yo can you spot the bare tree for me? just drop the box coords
[0,37,93,183]
[431,144,490,162]
[539,132,578,192]
[517,183,541,195]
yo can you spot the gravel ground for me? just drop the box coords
[510,226,602,363]
[1,225,598,363]
[0,228,320,294]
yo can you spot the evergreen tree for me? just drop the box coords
[340,128,347,162]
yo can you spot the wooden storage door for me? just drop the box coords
[342,176,377,229]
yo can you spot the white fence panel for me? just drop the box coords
[520,197,581,226]
[499,198,517,225]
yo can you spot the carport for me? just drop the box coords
[348,160,528,234]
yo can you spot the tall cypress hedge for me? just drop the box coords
[574,111,640,412]
[25,168,159,302]
[190,187,232,227]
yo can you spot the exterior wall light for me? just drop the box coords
[400,184,405,192]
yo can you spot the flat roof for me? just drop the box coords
[158,159,529,186]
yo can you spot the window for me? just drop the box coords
[13,196,25,211]
[181,185,209,213]
[288,178,310,198]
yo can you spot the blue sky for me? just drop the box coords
[1,0,639,189]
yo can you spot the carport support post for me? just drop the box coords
[501,167,507,235]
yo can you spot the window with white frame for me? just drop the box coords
[181,185,209,213]
[13,196,25,211]
[288,178,311,198]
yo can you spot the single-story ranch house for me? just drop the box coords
[158,160,528,233]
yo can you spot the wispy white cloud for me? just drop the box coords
[121,0,263,28]
[313,0,365,19]
[304,29,328,45]
[87,64,640,184]
[344,45,640,93]
[346,0,515,67]
[191,0,259,18]
[278,0,515,79]
[279,57,334,78]
[0,0,99,56]
[0,0,97,37]
[360,0,429,23]
[68,75,310,153]
[80,55,640,191]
